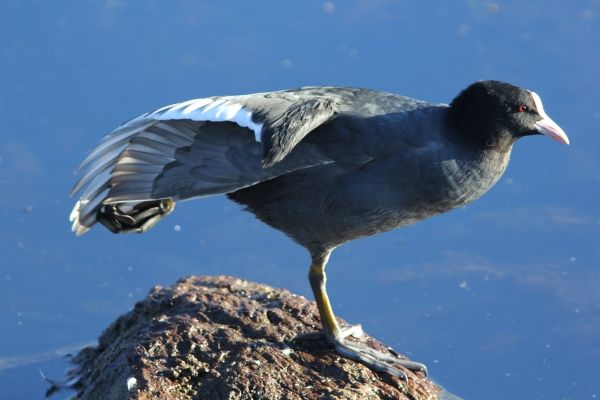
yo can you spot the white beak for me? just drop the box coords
[534,116,570,145]
[531,91,570,145]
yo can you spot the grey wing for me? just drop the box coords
[69,93,336,235]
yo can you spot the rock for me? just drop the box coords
[71,275,441,400]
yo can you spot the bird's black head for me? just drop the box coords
[447,80,569,149]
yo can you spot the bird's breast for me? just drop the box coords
[422,147,512,213]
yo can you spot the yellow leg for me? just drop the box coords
[308,254,341,341]
[306,250,428,381]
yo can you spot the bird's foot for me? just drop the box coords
[332,333,428,381]
[97,199,175,233]
[333,338,427,381]
[296,324,428,381]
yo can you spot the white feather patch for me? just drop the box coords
[70,199,91,236]
[146,98,264,142]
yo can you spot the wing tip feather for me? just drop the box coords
[69,200,92,236]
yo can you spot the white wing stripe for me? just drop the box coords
[199,98,226,113]
[151,98,263,142]
[181,98,213,114]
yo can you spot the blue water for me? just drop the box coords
[1,1,599,399]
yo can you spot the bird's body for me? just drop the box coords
[70,81,568,379]
[228,103,512,254]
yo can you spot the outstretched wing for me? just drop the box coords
[70,91,337,235]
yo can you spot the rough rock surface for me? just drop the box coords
[71,275,441,400]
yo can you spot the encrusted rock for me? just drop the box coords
[71,275,441,400]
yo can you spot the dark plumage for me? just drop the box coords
[70,81,568,379]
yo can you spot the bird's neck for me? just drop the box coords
[467,132,515,165]
[445,106,516,153]
[450,124,516,155]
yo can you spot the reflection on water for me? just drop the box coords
[0,353,77,400]
[1,1,599,399]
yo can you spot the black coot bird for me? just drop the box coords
[70,81,569,379]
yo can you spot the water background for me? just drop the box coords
[1,1,599,399]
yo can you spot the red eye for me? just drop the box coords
[517,104,527,113]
